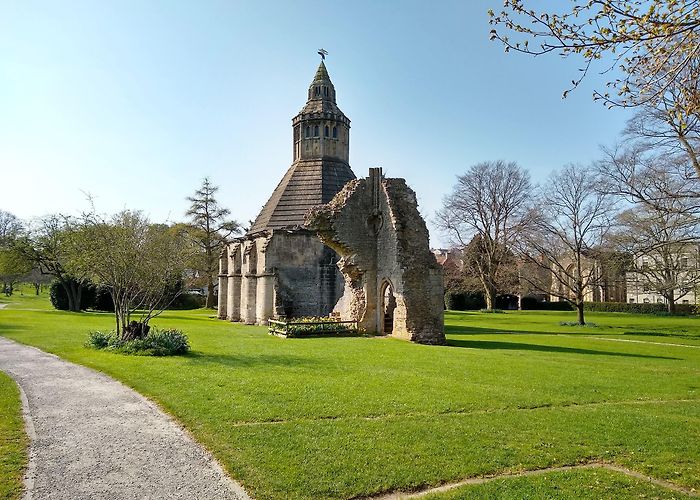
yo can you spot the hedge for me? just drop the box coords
[583,301,695,315]
[520,297,695,315]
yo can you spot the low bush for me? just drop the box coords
[85,328,190,356]
[92,286,115,312]
[583,301,695,315]
[280,317,357,337]
[520,298,696,315]
[85,330,115,349]
[520,298,574,311]
[444,291,487,310]
[50,279,94,311]
[480,308,505,314]
[50,280,114,312]
[169,293,206,310]
[559,321,598,327]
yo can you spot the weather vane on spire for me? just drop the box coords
[317,48,328,60]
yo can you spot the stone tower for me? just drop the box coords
[218,60,355,324]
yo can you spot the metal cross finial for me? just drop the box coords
[318,48,328,60]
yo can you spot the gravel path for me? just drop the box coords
[0,337,250,500]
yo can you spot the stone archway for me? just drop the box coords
[380,280,396,334]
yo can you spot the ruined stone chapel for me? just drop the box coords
[218,59,444,344]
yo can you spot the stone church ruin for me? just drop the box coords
[218,59,444,344]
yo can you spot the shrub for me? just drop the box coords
[281,317,357,337]
[92,286,115,312]
[520,299,574,311]
[444,291,487,310]
[560,321,598,327]
[169,293,206,310]
[85,328,190,356]
[480,308,505,313]
[519,298,695,315]
[50,279,94,311]
[85,330,117,349]
[583,301,695,315]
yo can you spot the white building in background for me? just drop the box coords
[626,244,700,305]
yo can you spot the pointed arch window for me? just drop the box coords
[305,126,310,138]
[332,126,338,138]
[324,126,329,137]
[314,125,319,137]
[315,86,320,96]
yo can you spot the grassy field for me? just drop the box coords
[0,371,28,500]
[0,289,698,498]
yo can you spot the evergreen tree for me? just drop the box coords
[185,178,240,308]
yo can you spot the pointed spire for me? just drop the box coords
[312,60,332,85]
[307,60,337,103]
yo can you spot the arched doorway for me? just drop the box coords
[380,281,396,335]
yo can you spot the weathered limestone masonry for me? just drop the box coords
[306,168,446,345]
[217,60,354,324]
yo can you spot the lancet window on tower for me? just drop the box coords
[324,126,329,137]
[332,126,337,138]
[314,125,319,137]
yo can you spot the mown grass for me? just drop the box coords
[424,467,693,499]
[0,293,698,499]
[0,371,27,500]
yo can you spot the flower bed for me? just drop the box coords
[268,317,358,338]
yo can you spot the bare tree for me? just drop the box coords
[0,210,30,295]
[600,140,700,212]
[185,178,240,309]
[68,211,190,339]
[519,165,613,325]
[489,1,700,112]
[0,210,23,242]
[461,235,520,299]
[620,58,700,176]
[437,161,532,310]
[616,203,700,312]
[15,215,89,311]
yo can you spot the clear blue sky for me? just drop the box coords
[0,1,633,246]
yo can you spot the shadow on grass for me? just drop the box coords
[445,325,611,337]
[624,331,700,340]
[184,351,320,368]
[447,339,680,360]
[0,324,30,333]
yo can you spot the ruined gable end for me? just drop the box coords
[307,167,445,345]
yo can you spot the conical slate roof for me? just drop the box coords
[247,61,355,234]
[248,159,355,233]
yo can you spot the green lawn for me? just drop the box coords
[0,294,698,499]
[424,467,690,499]
[0,371,27,500]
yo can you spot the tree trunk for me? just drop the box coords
[68,281,82,312]
[123,321,150,341]
[60,281,76,312]
[484,283,497,310]
[34,282,40,295]
[576,300,585,325]
[667,296,676,314]
[206,276,216,309]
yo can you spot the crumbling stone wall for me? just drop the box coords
[306,168,445,344]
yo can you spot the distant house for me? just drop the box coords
[549,251,627,304]
[626,243,700,305]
